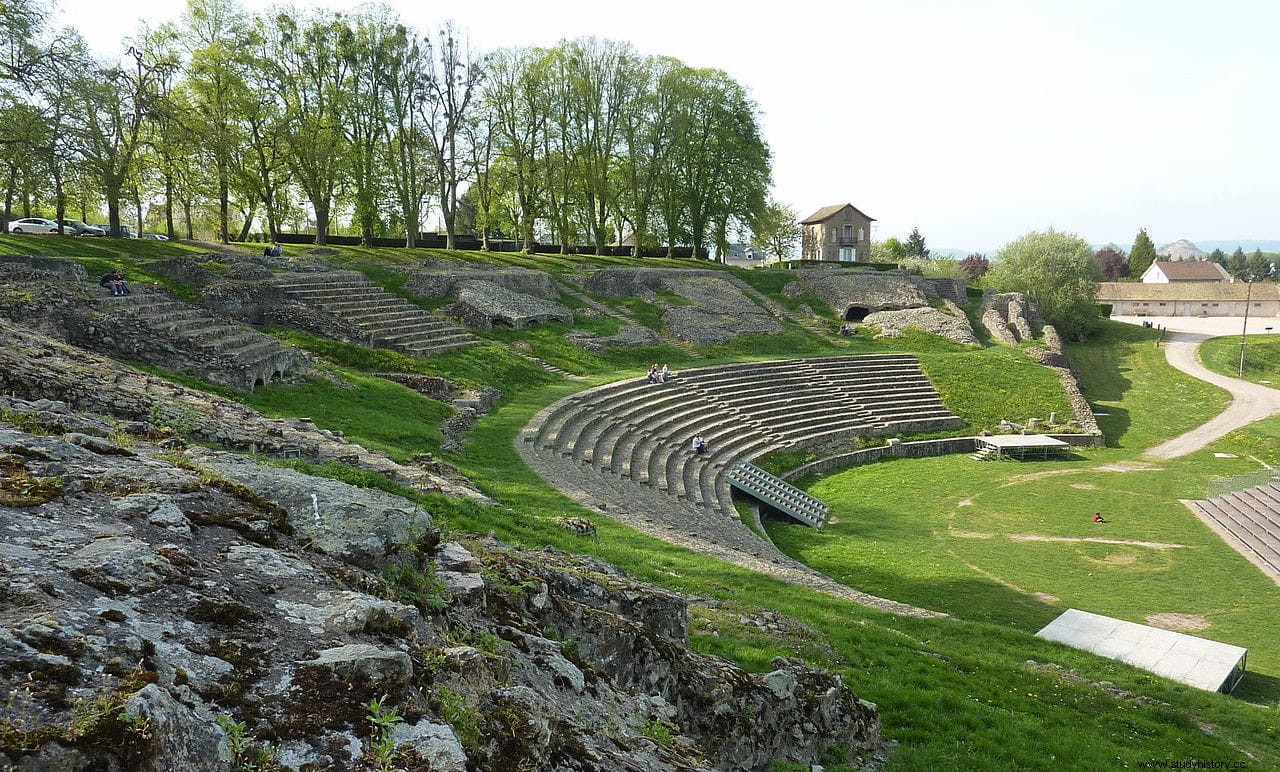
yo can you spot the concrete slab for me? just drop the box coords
[1037,608,1246,693]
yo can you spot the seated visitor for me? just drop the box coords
[1093,512,1106,523]
[691,434,707,455]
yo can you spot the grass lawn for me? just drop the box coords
[1200,333,1280,384]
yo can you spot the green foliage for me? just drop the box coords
[1228,247,1247,278]
[364,696,405,772]
[379,562,450,612]
[434,688,482,753]
[751,199,802,259]
[905,227,929,258]
[1128,228,1158,276]
[990,228,1102,341]
[638,718,681,748]
[216,715,283,772]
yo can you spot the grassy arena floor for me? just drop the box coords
[767,320,1280,706]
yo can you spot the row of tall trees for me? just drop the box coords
[1,0,772,254]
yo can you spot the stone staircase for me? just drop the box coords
[727,461,828,527]
[1194,483,1280,575]
[96,291,302,391]
[276,272,478,357]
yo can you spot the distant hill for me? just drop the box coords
[1157,239,1206,260]
[1195,240,1280,254]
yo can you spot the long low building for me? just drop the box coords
[1097,281,1280,317]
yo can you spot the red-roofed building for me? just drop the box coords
[799,203,875,263]
[1141,260,1232,284]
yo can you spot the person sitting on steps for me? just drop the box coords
[692,434,707,455]
[99,268,130,296]
[646,363,660,384]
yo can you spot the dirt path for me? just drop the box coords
[1129,323,1280,459]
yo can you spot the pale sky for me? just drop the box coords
[53,0,1280,253]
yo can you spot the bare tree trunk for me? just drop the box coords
[164,178,175,240]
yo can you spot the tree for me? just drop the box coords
[1127,228,1157,276]
[1095,246,1128,280]
[990,228,1102,341]
[65,42,168,237]
[905,226,929,258]
[1208,248,1227,267]
[877,237,908,262]
[422,22,484,249]
[958,253,990,280]
[1228,247,1247,278]
[750,199,800,260]
[1246,248,1271,280]
[268,10,351,245]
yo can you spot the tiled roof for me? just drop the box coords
[1097,281,1279,301]
[1149,261,1231,281]
[800,203,877,224]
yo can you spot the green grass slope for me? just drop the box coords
[21,242,1279,768]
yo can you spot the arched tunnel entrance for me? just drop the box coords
[844,306,872,322]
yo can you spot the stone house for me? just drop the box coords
[1097,281,1280,317]
[1141,260,1231,284]
[800,203,875,263]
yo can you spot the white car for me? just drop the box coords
[7,217,62,234]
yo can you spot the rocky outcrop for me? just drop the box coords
[581,268,782,344]
[0,319,483,500]
[566,324,663,352]
[793,269,932,320]
[0,399,886,771]
[445,280,573,331]
[979,290,1043,345]
[862,300,977,344]
[405,260,560,300]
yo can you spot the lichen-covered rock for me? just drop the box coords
[979,290,1043,345]
[405,260,560,300]
[0,321,486,500]
[795,269,931,319]
[862,302,977,344]
[445,279,573,331]
[566,324,662,352]
[0,372,884,771]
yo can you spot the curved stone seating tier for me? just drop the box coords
[276,272,477,357]
[1195,484,1280,575]
[518,354,961,564]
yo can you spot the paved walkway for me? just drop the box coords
[1111,316,1280,459]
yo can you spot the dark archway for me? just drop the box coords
[844,306,872,322]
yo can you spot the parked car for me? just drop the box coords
[59,219,106,236]
[91,224,135,238]
[140,233,169,240]
[7,217,62,234]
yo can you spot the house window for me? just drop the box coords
[842,224,853,241]
[839,247,855,262]
[1159,303,1167,306]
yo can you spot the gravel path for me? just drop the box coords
[1111,317,1280,460]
